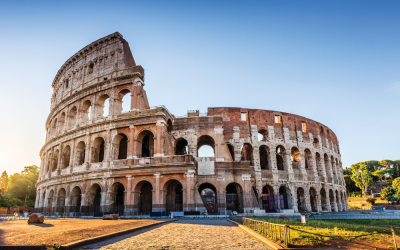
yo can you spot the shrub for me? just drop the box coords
[381,187,395,200]
[366,198,376,205]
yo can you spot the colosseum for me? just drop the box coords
[35,32,348,216]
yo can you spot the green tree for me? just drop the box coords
[344,174,360,192]
[351,162,373,198]
[393,177,400,196]
[379,159,394,169]
[0,171,8,195]
[372,168,393,182]
[380,187,395,200]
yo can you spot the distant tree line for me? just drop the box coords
[344,160,400,197]
[0,165,39,208]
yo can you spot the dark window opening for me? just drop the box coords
[175,139,188,155]
[118,135,128,159]
[88,63,94,74]
[259,146,269,170]
[142,134,154,157]
[228,144,235,161]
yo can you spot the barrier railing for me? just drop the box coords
[232,217,290,247]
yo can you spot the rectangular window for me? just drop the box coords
[275,115,281,123]
[302,122,307,133]
[241,113,247,121]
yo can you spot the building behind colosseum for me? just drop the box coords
[35,32,348,216]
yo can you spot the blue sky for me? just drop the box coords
[0,0,399,175]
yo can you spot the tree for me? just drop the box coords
[372,169,393,182]
[380,187,395,200]
[344,174,360,192]
[393,177,400,196]
[351,162,373,198]
[0,171,8,195]
[379,159,394,169]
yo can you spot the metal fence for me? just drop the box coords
[231,217,290,247]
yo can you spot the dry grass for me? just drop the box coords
[0,218,159,246]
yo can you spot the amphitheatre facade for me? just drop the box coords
[35,32,348,215]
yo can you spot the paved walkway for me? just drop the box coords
[78,219,271,249]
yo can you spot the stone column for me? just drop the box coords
[274,186,281,211]
[300,151,308,181]
[316,193,322,212]
[233,126,241,161]
[154,173,161,212]
[35,189,40,208]
[126,175,133,212]
[285,149,294,180]
[128,126,135,159]
[185,170,195,211]
[304,190,312,212]
[57,143,63,175]
[290,187,298,212]
[154,120,165,157]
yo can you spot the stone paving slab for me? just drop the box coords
[77,219,271,249]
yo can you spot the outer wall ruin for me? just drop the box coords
[35,32,348,215]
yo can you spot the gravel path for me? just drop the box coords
[78,219,271,249]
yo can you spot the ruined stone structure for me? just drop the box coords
[35,32,348,215]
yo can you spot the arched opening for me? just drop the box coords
[51,119,57,137]
[304,149,313,171]
[320,188,327,211]
[137,181,152,214]
[226,183,243,213]
[261,185,276,212]
[47,190,54,208]
[313,138,319,148]
[197,135,215,157]
[59,112,66,132]
[45,152,51,173]
[310,188,318,212]
[297,187,306,212]
[41,191,46,208]
[88,184,102,212]
[258,129,268,141]
[61,146,71,169]
[324,154,331,180]
[241,143,254,165]
[92,137,105,163]
[167,119,172,133]
[291,147,301,169]
[57,188,66,208]
[279,186,290,209]
[98,94,110,118]
[75,141,86,165]
[117,89,131,113]
[329,189,335,211]
[110,182,125,214]
[52,149,59,172]
[68,106,77,128]
[80,100,92,123]
[227,144,235,161]
[335,190,340,211]
[118,134,128,159]
[198,183,217,214]
[88,63,94,74]
[139,131,154,158]
[70,186,82,212]
[164,180,183,212]
[315,153,323,177]
[276,145,285,170]
[259,145,269,170]
[175,139,188,155]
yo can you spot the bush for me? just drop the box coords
[366,198,376,205]
[381,187,395,200]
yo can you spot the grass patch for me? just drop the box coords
[253,218,400,247]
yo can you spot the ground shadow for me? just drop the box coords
[28,223,54,227]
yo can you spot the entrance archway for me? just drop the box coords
[137,181,153,214]
[320,188,327,211]
[310,187,318,212]
[70,186,82,212]
[226,183,243,213]
[198,183,217,214]
[297,187,306,212]
[110,182,125,214]
[88,184,102,212]
[279,186,290,209]
[261,185,276,212]
[164,180,183,212]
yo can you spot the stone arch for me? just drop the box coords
[57,188,66,207]
[261,185,275,212]
[80,100,92,123]
[134,180,153,214]
[259,145,270,170]
[112,133,128,160]
[175,138,188,155]
[52,149,59,172]
[92,137,105,163]
[304,148,312,170]
[70,186,82,211]
[68,106,77,128]
[315,152,323,177]
[163,179,183,212]
[241,143,254,165]
[109,182,125,213]
[117,89,131,114]
[329,189,335,211]
[47,189,55,207]
[279,185,292,209]
[291,147,301,169]
[59,112,66,132]
[320,187,328,211]
[324,153,331,178]
[276,145,286,170]
[297,187,306,212]
[309,187,318,212]
[335,189,340,211]
[51,118,58,137]
[258,129,269,142]
[167,119,172,133]
[137,130,154,158]
[75,141,86,165]
[88,183,102,208]
[61,145,71,169]
[313,137,319,148]
[197,135,215,157]
[97,94,110,118]
[226,182,244,213]
[198,182,218,214]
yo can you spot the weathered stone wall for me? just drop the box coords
[35,32,348,214]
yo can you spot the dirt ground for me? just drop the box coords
[0,218,159,246]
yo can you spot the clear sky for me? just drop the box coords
[0,0,399,175]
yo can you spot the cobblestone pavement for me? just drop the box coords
[78,219,271,249]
